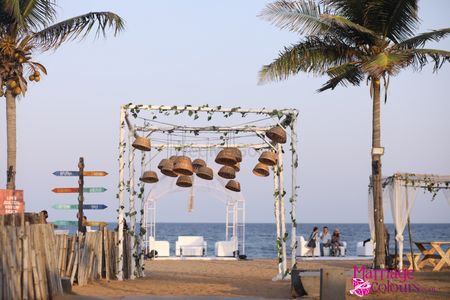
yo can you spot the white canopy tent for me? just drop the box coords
[143,168,246,256]
[368,173,450,269]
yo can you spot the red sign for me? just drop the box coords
[0,189,24,215]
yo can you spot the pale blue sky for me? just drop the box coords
[1,0,449,224]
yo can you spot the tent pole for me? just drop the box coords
[407,217,415,271]
[128,128,137,279]
[138,152,146,277]
[278,143,288,277]
[290,115,299,270]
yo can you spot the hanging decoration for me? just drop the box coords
[218,165,236,179]
[132,136,151,151]
[225,180,241,192]
[266,126,287,144]
[259,151,277,166]
[253,162,270,177]
[176,175,193,187]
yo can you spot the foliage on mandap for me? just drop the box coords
[0,0,124,189]
[259,0,450,269]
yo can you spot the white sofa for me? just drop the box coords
[176,236,207,257]
[148,236,170,257]
[215,237,238,257]
[297,236,320,256]
[356,240,374,256]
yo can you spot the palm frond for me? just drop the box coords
[360,51,411,77]
[259,36,361,83]
[394,28,450,49]
[318,63,364,92]
[259,0,331,36]
[367,0,419,42]
[409,48,450,72]
[31,12,125,50]
[323,0,367,25]
[21,0,57,31]
[1,0,24,27]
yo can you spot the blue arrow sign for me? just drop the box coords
[53,171,79,176]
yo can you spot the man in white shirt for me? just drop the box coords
[319,226,331,256]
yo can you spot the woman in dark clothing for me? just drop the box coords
[306,226,319,257]
[330,228,344,256]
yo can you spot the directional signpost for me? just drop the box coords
[52,204,108,210]
[52,157,108,232]
[52,187,107,193]
[53,220,109,227]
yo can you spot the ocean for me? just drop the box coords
[60,222,450,258]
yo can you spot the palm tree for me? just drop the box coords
[259,0,450,268]
[0,1,124,190]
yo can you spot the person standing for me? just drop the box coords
[306,226,319,257]
[318,226,331,256]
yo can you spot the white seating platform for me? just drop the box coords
[356,240,374,256]
[215,237,237,257]
[176,236,207,257]
[298,256,372,261]
[296,235,347,257]
[153,256,238,261]
[148,237,170,257]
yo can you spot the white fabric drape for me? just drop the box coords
[388,179,417,269]
[443,189,450,205]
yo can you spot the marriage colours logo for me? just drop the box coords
[350,265,437,297]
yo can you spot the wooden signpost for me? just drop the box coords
[52,158,108,232]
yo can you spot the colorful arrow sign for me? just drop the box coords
[53,171,108,176]
[51,187,107,193]
[52,204,107,210]
[52,220,108,227]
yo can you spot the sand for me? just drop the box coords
[68,259,450,299]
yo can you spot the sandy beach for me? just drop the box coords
[68,259,450,299]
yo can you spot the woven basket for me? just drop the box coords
[218,165,236,179]
[132,137,151,151]
[215,148,237,166]
[225,180,241,192]
[258,151,277,166]
[252,163,270,177]
[232,162,240,172]
[140,171,159,183]
[192,158,206,171]
[176,176,192,188]
[196,166,214,180]
[229,147,242,163]
[173,156,194,176]
[266,126,287,144]
[158,159,170,170]
[160,160,178,177]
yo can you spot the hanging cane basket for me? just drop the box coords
[160,160,178,177]
[140,171,159,183]
[169,155,178,162]
[266,126,287,144]
[192,158,206,171]
[225,180,241,192]
[196,166,214,180]
[215,148,238,166]
[173,156,194,176]
[252,163,270,177]
[258,151,277,166]
[176,175,192,188]
[132,136,151,151]
[218,165,236,179]
[229,147,242,163]
[232,162,240,172]
[158,159,170,170]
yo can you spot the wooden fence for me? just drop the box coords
[0,214,133,300]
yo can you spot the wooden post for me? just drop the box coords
[138,152,146,277]
[117,107,126,281]
[290,114,299,270]
[78,157,85,233]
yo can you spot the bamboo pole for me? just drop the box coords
[278,143,288,277]
[117,107,126,281]
[272,165,282,277]
[128,128,137,279]
[150,143,270,150]
[290,115,299,270]
[138,152,146,277]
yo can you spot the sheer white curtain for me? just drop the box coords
[443,189,450,205]
[388,179,417,269]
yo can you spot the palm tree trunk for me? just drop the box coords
[5,91,17,190]
[371,78,386,268]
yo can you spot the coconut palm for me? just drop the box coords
[0,1,124,190]
[259,0,450,268]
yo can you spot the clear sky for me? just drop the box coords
[1,0,449,224]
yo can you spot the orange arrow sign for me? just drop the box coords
[83,171,108,176]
